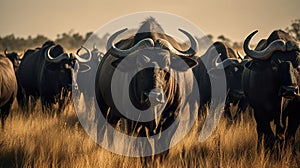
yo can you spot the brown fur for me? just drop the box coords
[0,54,17,128]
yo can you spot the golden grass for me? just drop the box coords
[0,101,299,168]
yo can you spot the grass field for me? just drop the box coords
[0,100,299,168]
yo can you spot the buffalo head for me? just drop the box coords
[205,42,247,101]
[108,28,198,110]
[4,49,22,71]
[244,30,300,99]
[44,44,91,91]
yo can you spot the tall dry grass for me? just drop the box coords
[0,100,299,168]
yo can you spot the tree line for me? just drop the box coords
[1,19,299,52]
[0,31,98,52]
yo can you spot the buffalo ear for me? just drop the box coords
[171,56,198,72]
[111,57,136,72]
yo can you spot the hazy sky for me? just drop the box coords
[0,0,299,42]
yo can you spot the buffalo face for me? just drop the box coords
[108,28,198,111]
[45,45,80,92]
[244,30,300,100]
[277,61,300,99]
[208,54,246,101]
[111,48,197,110]
[4,49,22,70]
[225,64,245,100]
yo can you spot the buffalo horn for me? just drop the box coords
[243,30,286,60]
[75,46,92,63]
[45,46,70,63]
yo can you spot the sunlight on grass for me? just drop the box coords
[0,101,299,167]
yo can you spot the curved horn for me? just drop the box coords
[4,49,8,56]
[214,54,238,69]
[74,46,92,63]
[155,29,198,56]
[76,47,82,55]
[106,28,128,52]
[111,38,155,58]
[154,38,191,57]
[79,64,92,73]
[244,30,286,60]
[177,29,198,56]
[107,28,197,58]
[237,51,244,60]
[45,46,70,63]
[107,28,155,58]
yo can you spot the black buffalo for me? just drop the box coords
[242,30,300,149]
[95,18,199,156]
[194,42,248,120]
[17,41,91,112]
[4,49,22,71]
[0,54,17,128]
[76,45,103,106]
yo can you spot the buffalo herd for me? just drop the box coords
[0,18,299,153]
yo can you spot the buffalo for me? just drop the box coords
[194,42,248,120]
[209,42,247,116]
[94,18,199,156]
[4,49,22,71]
[0,54,17,128]
[242,30,300,149]
[76,45,103,107]
[17,41,91,112]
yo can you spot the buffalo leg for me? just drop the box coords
[254,109,275,150]
[106,111,121,148]
[234,99,250,121]
[283,100,300,148]
[0,95,14,129]
[286,119,299,147]
[17,90,29,112]
[223,101,233,121]
[96,107,120,148]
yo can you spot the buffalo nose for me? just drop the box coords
[146,89,165,106]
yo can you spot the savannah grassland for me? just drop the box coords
[0,99,299,168]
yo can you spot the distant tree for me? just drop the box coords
[217,35,231,45]
[84,32,93,41]
[232,42,242,50]
[286,19,300,41]
[71,33,84,48]
[206,34,213,42]
[31,35,49,47]
[196,34,214,52]
[55,31,84,50]
[83,33,108,50]
[0,34,17,50]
